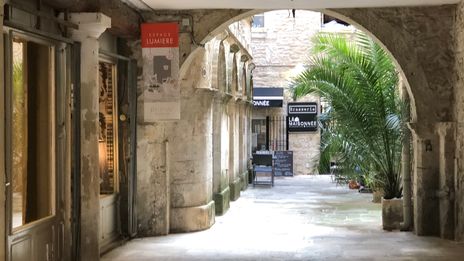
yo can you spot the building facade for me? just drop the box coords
[251,10,322,175]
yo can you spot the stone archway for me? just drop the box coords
[183,6,454,126]
[175,5,457,239]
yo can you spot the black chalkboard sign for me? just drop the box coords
[274,151,293,176]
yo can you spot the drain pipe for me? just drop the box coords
[401,93,412,231]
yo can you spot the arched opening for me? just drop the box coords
[104,4,462,260]
[197,9,417,121]
[175,7,415,237]
[211,40,231,215]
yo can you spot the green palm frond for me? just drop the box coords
[292,32,404,199]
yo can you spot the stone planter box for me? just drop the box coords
[382,197,403,231]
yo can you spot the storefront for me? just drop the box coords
[1,2,138,260]
[2,2,74,259]
[252,87,321,176]
[251,87,286,152]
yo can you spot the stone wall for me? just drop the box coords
[288,94,321,175]
[252,10,321,88]
[251,10,321,175]
[229,18,253,54]
[134,16,253,235]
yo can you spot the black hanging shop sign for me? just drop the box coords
[287,102,318,132]
[253,87,284,107]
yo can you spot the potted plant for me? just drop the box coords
[293,32,404,230]
[363,171,383,203]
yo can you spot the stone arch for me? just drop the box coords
[240,63,246,96]
[210,34,228,92]
[218,43,227,92]
[229,50,239,95]
[202,9,420,119]
[247,63,256,100]
[173,5,456,238]
[187,7,455,126]
[207,34,232,216]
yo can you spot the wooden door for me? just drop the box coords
[98,60,120,253]
[5,31,68,261]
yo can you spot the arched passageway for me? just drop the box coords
[3,1,464,261]
[159,6,456,239]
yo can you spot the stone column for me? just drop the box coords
[239,100,250,190]
[169,88,215,232]
[0,0,6,259]
[237,101,245,189]
[242,102,247,189]
[228,98,241,201]
[436,122,456,240]
[409,122,440,236]
[69,13,111,261]
[212,93,231,215]
[227,48,241,201]
[245,103,252,178]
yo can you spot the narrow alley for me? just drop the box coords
[102,176,464,261]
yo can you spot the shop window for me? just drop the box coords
[10,37,56,229]
[252,119,267,152]
[99,61,118,194]
[322,14,350,26]
[252,14,265,28]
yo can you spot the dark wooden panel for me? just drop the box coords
[10,236,32,261]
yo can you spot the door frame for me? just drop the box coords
[97,56,120,254]
[98,49,138,239]
[70,42,81,261]
[3,27,71,261]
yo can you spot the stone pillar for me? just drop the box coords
[400,122,412,231]
[136,123,171,236]
[238,101,246,190]
[240,101,251,190]
[212,93,231,215]
[436,122,456,240]
[228,99,241,201]
[241,102,248,190]
[409,123,440,236]
[0,0,6,259]
[69,13,111,261]
[246,104,252,179]
[169,89,215,232]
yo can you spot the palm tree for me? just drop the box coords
[292,32,403,199]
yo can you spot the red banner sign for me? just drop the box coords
[141,23,179,48]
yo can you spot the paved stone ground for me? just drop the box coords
[102,175,464,261]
